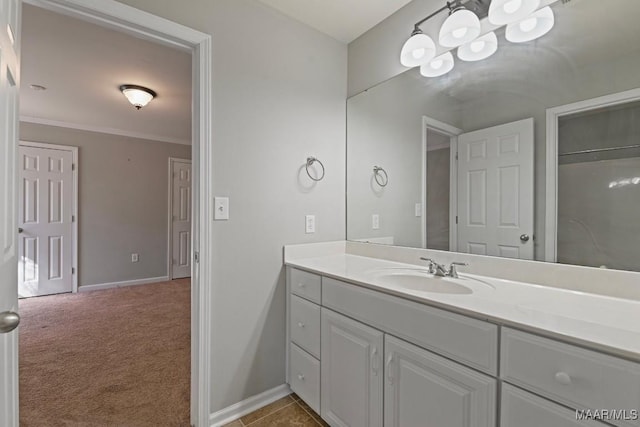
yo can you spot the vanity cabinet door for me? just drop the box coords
[384,335,496,427]
[321,308,383,427]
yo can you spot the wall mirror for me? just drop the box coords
[347,0,640,272]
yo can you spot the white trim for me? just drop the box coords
[421,117,463,251]
[168,157,192,280]
[19,140,79,293]
[78,275,170,292]
[22,2,213,427]
[544,88,640,262]
[20,116,191,146]
[208,384,292,427]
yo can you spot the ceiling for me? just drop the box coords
[20,5,192,145]
[257,0,413,43]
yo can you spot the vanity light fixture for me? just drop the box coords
[505,6,555,43]
[488,0,540,25]
[439,6,481,48]
[420,52,455,77]
[119,84,156,110]
[457,31,498,62]
[400,0,556,78]
[400,28,436,67]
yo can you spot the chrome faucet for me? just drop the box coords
[420,257,448,277]
[420,258,468,278]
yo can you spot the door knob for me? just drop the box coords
[520,234,530,243]
[18,228,23,233]
[0,311,20,333]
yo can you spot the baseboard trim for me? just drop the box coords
[78,276,170,292]
[209,384,292,427]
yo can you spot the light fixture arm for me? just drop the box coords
[412,1,459,31]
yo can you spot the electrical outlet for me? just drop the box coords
[372,214,380,230]
[131,253,139,263]
[305,215,316,234]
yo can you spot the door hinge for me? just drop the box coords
[455,152,459,160]
[194,251,199,263]
[72,267,75,274]
[72,215,75,222]
[456,216,459,224]
[72,163,75,171]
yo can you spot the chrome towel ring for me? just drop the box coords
[306,157,325,181]
[373,166,388,187]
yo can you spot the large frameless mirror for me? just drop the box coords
[347,0,640,272]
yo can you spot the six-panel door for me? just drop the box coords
[321,308,383,427]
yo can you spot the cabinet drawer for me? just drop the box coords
[322,277,498,374]
[290,294,321,358]
[501,384,608,427]
[501,328,640,427]
[290,343,320,414]
[289,268,321,304]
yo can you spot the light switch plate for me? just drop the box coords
[372,214,380,230]
[305,215,315,234]
[214,197,229,220]
[415,203,422,217]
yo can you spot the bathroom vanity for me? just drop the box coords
[284,242,640,427]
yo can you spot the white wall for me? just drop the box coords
[114,0,347,413]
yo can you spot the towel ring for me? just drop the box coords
[306,157,325,182]
[373,166,388,187]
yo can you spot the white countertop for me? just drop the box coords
[285,252,640,362]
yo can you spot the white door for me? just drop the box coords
[321,308,383,427]
[385,335,496,427]
[457,118,534,259]
[171,160,191,279]
[0,0,21,425]
[18,145,74,297]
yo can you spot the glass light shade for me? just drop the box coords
[400,32,436,67]
[488,0,540,25]
[420,52,455,77]
[457,32,498,62]
[120,85,156,109]
[439,9,481,48]
[505,6,555,43]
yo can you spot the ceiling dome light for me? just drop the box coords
[119,84,157,110]
[457,31,498,62]
[488,0,540,25]
[420,52,455,77]
[505,6,555,43]
[400,29,436,67]
[439,8,481,48]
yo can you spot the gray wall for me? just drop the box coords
[347,70,460,247]
[426,145,450,251]
[114,0,347,413]
[20,122,191,287]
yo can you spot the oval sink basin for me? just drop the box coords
[365,268,489,295]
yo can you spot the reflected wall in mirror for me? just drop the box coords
[346,0,640,272]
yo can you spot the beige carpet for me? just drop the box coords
[18,279,191,427]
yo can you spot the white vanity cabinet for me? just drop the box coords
[321,308,383,427]
[384,335,496,427]
[501,384,608,427]
[286,266,640,427]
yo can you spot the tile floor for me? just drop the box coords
[224,393,329,426]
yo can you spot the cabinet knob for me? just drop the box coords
[554,372,572,385]
[297,322,305,328]
[297,374,305,381]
